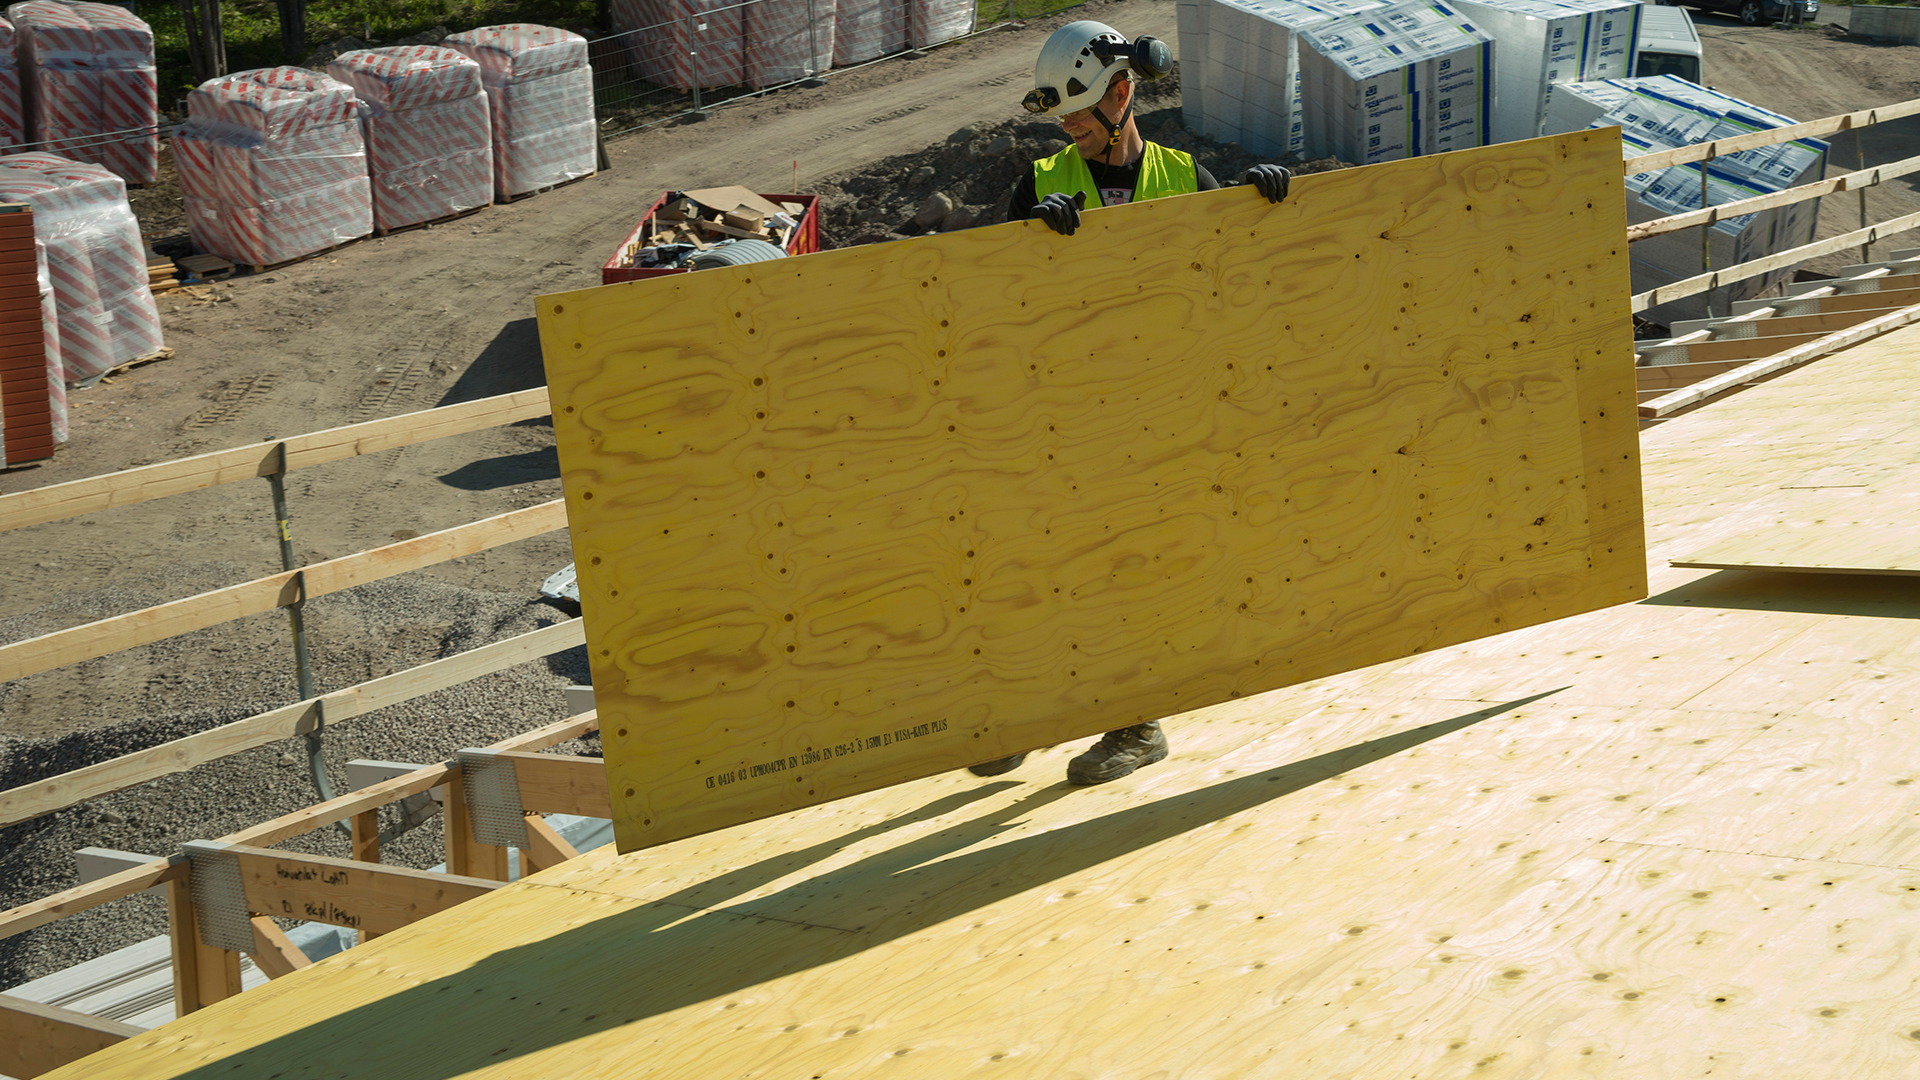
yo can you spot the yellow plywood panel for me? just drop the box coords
[48,682,1902,1080]
[1285,843,1920,1077]
[537,132,1644,852]
[1666,322,1920,575]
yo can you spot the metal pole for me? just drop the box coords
[1699,150,1713,317]
[1856,124,1871,266]
[688,15,703,113]
[266,444,347,829]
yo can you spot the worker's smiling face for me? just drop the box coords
[1059,76,1130,158]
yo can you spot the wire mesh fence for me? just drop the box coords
[590,0,1083,136]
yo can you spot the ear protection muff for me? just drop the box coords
[1090,35,1173,81]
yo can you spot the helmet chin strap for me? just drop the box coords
[1091,96,1134,168]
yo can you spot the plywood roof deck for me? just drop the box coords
[46,252,1920,1080]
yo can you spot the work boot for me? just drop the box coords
[968,752,1028,777]
[1066,721,1168,785]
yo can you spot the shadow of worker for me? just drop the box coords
[157,691,1556,1080]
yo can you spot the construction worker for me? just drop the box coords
[1005,19,1293,235]
[972,22,1292,787]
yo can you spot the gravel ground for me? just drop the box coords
[0,569,599,990]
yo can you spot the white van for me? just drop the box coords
[1634,4,1705,83]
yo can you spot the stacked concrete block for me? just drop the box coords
[6,1,157,183]
[745,0,835,88]
[0,18,22,153]
[445,25,597,200]
[1447,0,1641,144]
[1179,0,1487,163]
[174,67,373,267]
[612,0,745,89]
[1542,74,1633,134]
[0,153,161,385]
[1573,76,1828,323]
[1297,0,1493,165]
[833,0,906,64]
[329,46,492,232]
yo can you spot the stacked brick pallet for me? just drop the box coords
[173,67,373,268]
[6,0,158,184]
[0,202,56,465]
[445,25,597,201]
[328,46,492,233]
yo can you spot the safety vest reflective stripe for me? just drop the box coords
[1032,142,1199,206]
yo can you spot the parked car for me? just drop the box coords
[1635,4,1704,83]
[1656,0,1817,28]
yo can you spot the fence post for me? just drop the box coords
[688,15,704,114]
[264,443,348,819]
[1699,148,1713,318]
[1856,123,1871,265]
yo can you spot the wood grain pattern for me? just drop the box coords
[247,916,312,980]
[500,752,612,818]
[0,993,138,1079]
[224,844,499,936]
[1667,321,1920,573]
[37,157,1920,1080]
[538,132,1645,852]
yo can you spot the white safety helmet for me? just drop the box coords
[1022,20,1170,117]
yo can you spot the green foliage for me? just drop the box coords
[138,0,596,109]
[973,0,1085,27]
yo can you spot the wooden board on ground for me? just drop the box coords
[1669,322,1920,575]
[535,131,1646,854]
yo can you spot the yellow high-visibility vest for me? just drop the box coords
[1032,141,1198,206]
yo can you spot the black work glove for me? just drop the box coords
[1034,190,1086,236]
[1239,163,1291,204]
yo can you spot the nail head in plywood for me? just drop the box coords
[537,132,1646,854]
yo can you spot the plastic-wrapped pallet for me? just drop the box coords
[328,46,492,232]
[1593,76,1827,324]
[1297,0,1493,165]
[5,1,157,183]
[1448,0,1641,144]
[911,0,972,49]
[0,18,22,152]
[745,0,835,89]
[0,153,162,385]
[173,67,373,267]
[444,25,597,200]
[1179,0,1392,159]
[608,0,744,91]
[834,0,906,64]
